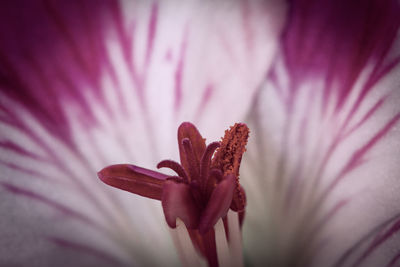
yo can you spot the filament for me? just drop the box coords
[170,219,206,267]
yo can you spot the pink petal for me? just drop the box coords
[0,0,286,265]
[243,0,400,266]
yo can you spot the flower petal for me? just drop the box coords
[199,174,236,235]
[98,164,168,200]
[0,0,286,265]
[241,0,400,266]
[161,180,200,229]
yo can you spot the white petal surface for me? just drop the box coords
[241,0,400,266]
[0,0,285,266]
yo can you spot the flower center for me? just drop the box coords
[98,122,250,267]
[157,123,249,213]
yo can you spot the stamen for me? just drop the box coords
[170,219,206,267]
[212,123,249,177]
[205,169,223,199]
[215,212,244,267]
[200,142,221,191]
[190,180,206,209]
[212,123,249,211]
[182,138,200,182]
[230,186,246,213]
[157,160,189,182]
[227,211,243,267]
[209,169,223,183]
[215,218,231,267]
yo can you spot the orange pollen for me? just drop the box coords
[212,123,249,209]
[212,123,249,176]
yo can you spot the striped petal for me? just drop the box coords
[0,0,285,266]
[242,0,400,266]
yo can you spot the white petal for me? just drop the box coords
[0,0,286,265]
[240,0,400,266]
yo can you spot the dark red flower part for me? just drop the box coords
[97,164,168,201]
[97,122,249,266]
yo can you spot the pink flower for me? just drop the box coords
[0,0,399,267]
